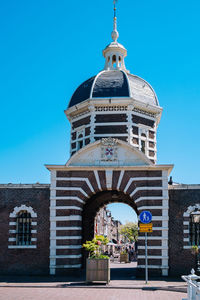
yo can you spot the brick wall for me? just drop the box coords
[168,187,200,276]
[0,186,50,275]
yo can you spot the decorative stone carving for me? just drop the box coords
[101,138,118,161]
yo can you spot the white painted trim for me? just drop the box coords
[137,265,169,269]
[89,71,104,98]
[138,255,168,259]
[50,268,55,275]
[151,226,168,230]
[50,206,82,211]
[138,236,168,240]
[9,205,37,218]
[51,196,85,204]
[0,184,49,189]
[71,112,91,123]
[94,122,128,126]
[124,176,163,193]
[50,255,82,259]
[94,133,128,137]
[71,124,90,133]
[94,170,102,190]
[184,246,194,249]
[56,177,95,193]
[184,238,189,242]
[8,238,16,242]
[117,170,124,190]
[8,245,37,249]
[9,230,16,233]
[135,196,167,204]
[50,236,82,240]
[50,245,82,249]
[105,170,113,190]
[50,216,82,221]
[138,246,168,250]
[9,222,16,226]
[50,264,81,269]
[52,187,88,198]
[152,217,169,221]
[183,221,189,225]
[130,186,162,198]
[138,206,168,210]
[52,227,82,231]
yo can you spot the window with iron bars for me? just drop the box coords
[16,210,32,245]
[190,215,200,246]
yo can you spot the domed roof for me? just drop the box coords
[68,70,159,108]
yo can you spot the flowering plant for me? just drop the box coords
[83,235,109,259]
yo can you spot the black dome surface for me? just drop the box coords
[68,70,129,108]
[92,71,129,98]
[68,76,95,108]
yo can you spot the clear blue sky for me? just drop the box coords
[1,0,200,191]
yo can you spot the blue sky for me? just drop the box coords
[0,1,200,221]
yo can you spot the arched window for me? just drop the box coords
[77,134,83,150]
[190,210,200,246]
[16,210,32,245]
[141,140,146,154]
[112,55,117,68]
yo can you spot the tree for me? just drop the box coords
[119,222,138,243]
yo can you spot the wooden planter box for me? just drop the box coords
[120,253,129,263]
[86,258,110,284]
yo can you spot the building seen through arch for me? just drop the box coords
[0,4,200,278]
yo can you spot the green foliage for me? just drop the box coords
[119,222,138,243]
[83,235,109,259]
[191,245,199,254]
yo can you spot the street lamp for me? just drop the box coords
[191,211,200,274]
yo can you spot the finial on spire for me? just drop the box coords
[111,0,119,42]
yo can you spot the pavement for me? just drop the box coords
[0,262,187,300]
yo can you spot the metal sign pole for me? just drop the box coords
[145,232,148,284]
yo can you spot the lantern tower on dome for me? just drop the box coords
[65,1,162,164]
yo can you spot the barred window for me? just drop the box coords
[190,211,200,246]
[16,210,32,245]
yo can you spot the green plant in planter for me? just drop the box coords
[191,245,199,255]
[83,235,109,259]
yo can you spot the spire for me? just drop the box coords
[102,0,128,72]
[111,0,119,42]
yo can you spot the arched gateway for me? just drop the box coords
[46,139,172,277]
[46,4,173,277]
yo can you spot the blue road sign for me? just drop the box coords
[139,211,152,224]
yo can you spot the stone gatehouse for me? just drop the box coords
[0,5,199,278]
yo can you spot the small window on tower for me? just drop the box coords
[112,55,116,63]
[112,55,117,68]
[141,140,146,154]
[77,134,83,150]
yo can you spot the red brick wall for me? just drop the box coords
[0,187,50,275]
[168,188,200,276]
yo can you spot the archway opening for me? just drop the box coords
[82,190,139,280]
